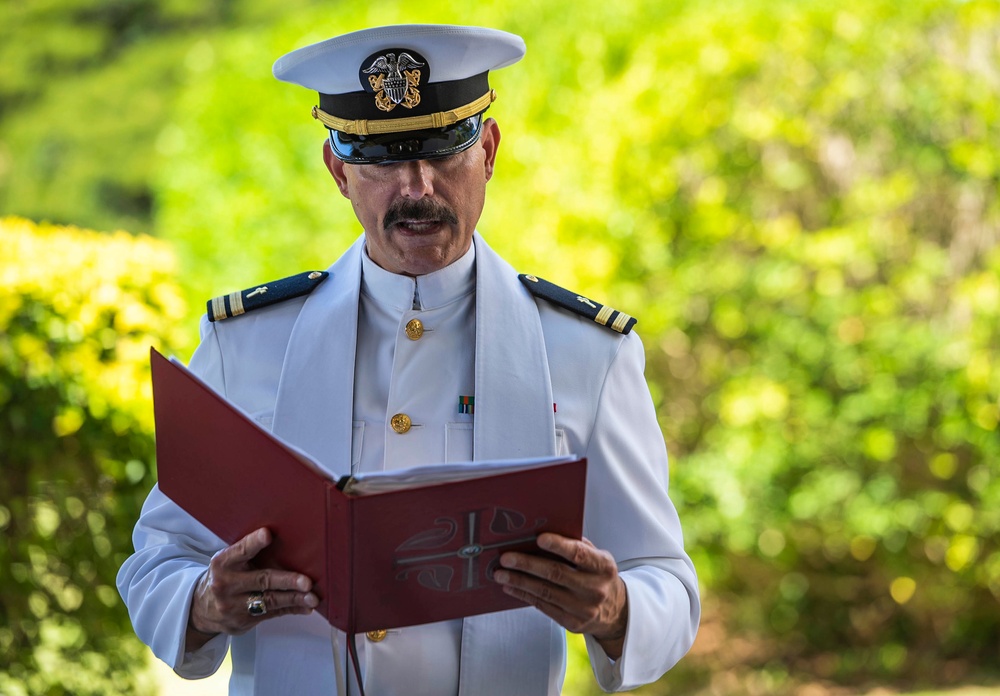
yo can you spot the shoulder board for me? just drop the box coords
[206,270,329,322]
[518,274,637,335]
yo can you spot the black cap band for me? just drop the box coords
[319,72,489,122]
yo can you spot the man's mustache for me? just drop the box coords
[383,199,459,230]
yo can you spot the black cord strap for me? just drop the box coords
[347,633,366,696]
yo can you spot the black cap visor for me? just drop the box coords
[329,114,483,164]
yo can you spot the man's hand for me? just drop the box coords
[493,533,629,660]
[185,528,319,652]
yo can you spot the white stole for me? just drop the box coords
[265,234,558,695]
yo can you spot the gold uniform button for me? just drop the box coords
[390,413,412,434]
[405,318,424,340]
[366,629,387,642]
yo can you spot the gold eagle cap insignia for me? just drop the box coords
[362,51,425,113]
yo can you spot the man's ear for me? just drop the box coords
[323,139,351,199]
[480,118,501,182]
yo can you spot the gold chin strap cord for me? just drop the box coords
[312,90,496,136]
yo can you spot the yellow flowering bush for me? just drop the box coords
[0,217,187,695]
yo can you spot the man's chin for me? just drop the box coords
[367,226,470,275]
[397,244,467,276]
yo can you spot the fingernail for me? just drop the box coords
[305,593,319,608]
[493,570,509,584]
[297,576,311,592]
[499,553,515,568]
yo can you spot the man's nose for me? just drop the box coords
[399,159,435,199]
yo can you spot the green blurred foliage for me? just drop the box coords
[0,217,188,694]
[0,0,320,234]
[624,0,1000,688]
[2,0,1000,693]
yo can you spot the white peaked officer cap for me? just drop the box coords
[273,24,525,164]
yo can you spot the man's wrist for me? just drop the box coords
[593,618,627,660]
[185,576,219,651]
[188,619,218,637]
[184,621,219,653]
[593,579,629,660]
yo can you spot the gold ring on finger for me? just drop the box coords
[247,591,267,617]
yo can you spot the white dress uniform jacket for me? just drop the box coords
[118,233,700,695]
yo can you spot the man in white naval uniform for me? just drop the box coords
[118,24,700,695]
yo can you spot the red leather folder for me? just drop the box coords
[149,348,587,634]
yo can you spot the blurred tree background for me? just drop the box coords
[2,0,999,694]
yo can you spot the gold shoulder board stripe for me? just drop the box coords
[206,270,329,323]
[518,273,638,335]
[228,291,245,318]
[611,311,633,333]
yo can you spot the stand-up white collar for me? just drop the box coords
[360,240,476,312]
